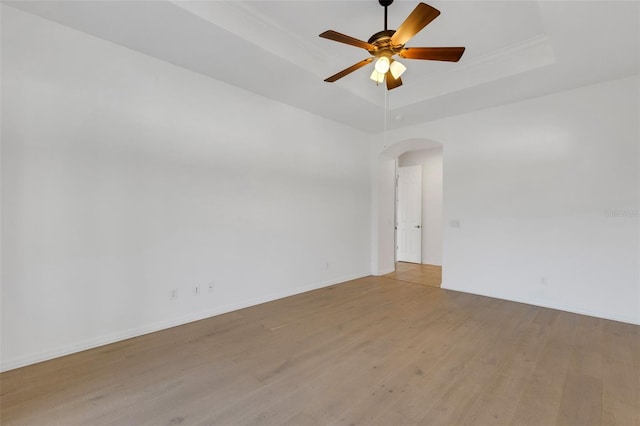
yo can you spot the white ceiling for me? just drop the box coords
[5,0,640,133]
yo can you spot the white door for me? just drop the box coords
[396,165,422,263]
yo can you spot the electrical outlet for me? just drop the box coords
[208,282,215,293]
[170,289,178,300]
[194,285,201,296]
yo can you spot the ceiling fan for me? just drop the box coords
[319,0,465,90]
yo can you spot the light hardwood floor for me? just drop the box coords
[384,262,442,287]
[1,275,638,425]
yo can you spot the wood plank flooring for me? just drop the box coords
[1,275,638,425]
[384,262,442,287]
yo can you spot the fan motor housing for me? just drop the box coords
[368,29,395,44]
[368,30,403,57]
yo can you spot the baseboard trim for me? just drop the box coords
[1,271,370,372]
[441,282,640,326]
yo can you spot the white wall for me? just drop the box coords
[1,6,371,371]
[375,75,640,324]
[398,148,443,266]
[373,157,397,275]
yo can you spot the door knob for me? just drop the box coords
[415,225,421,229]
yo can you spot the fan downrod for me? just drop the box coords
[379,0,393,31]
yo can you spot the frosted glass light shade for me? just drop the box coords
[374,57,390,74]
[370,69,385,83]
[389,60,407,79]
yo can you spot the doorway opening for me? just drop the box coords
[390,147,443,287]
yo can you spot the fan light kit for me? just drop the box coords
[375,56,391,74]
[320,0,466,90]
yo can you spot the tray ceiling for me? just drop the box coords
[5,0,639,132]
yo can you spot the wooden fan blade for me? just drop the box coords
[399,46,465,62]
[324,58,373,82]
[319,30,376,51]
[386,71,403,90]
[391,3,440,46]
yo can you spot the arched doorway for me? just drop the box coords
[372,138,444,286]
